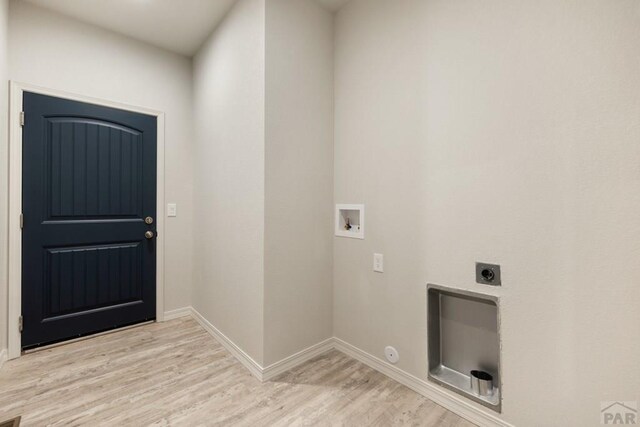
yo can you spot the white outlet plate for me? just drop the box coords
[167,203,177,217]
[373,253,384,273]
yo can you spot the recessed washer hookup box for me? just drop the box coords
[427,284,502,412]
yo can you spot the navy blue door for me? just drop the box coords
[21,92,157,349]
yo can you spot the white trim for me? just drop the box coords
[163,307,192,321]
[188,307,265,381]
[185,306,508,427]
[188,306,335,383]
[7,82,23,360]
[262,337,335,381]
[0,349,7,370]
[7,81,166,359]
[332,338,512,427]
[155,110,166,323]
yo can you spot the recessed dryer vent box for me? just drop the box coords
[427,284,502,412]
[335,204,364,239]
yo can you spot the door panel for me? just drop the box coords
[43,242,142,319]
[47,119,143,218]
[22,92,157,349]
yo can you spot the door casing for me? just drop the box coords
[7,81,166,359]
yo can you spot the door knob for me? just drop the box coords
[145,231,154,239]
[145,216,154,225]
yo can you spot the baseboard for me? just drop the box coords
[188,307,264,381]
[183,307,510,427]
[0,349,7,370]
[163,307,192,321]
[332,338,512,427]
[262,337,335,381]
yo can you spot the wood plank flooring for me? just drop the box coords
[0,317,474,426]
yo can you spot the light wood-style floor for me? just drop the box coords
[0,317,474,426]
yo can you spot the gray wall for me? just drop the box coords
[192,0,266,364]
[333,0,640,425]
[264,0,334,366]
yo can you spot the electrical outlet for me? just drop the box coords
[373,253,384,273]
[167,203,177,217]
[475,262,501,286]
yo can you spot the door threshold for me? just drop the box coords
[22,320,155,354]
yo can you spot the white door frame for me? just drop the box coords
[7,81,166,359]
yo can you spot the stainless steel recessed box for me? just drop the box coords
[427,284,502,412]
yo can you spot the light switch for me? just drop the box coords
[167,203,177,217]
[373,253,384,273]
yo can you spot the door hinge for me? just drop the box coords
[20,213,23,229]
[19,111,25,126]
[18,316,23,333]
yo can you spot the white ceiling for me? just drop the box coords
[21,0,351,57]
[21,0,238,56]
